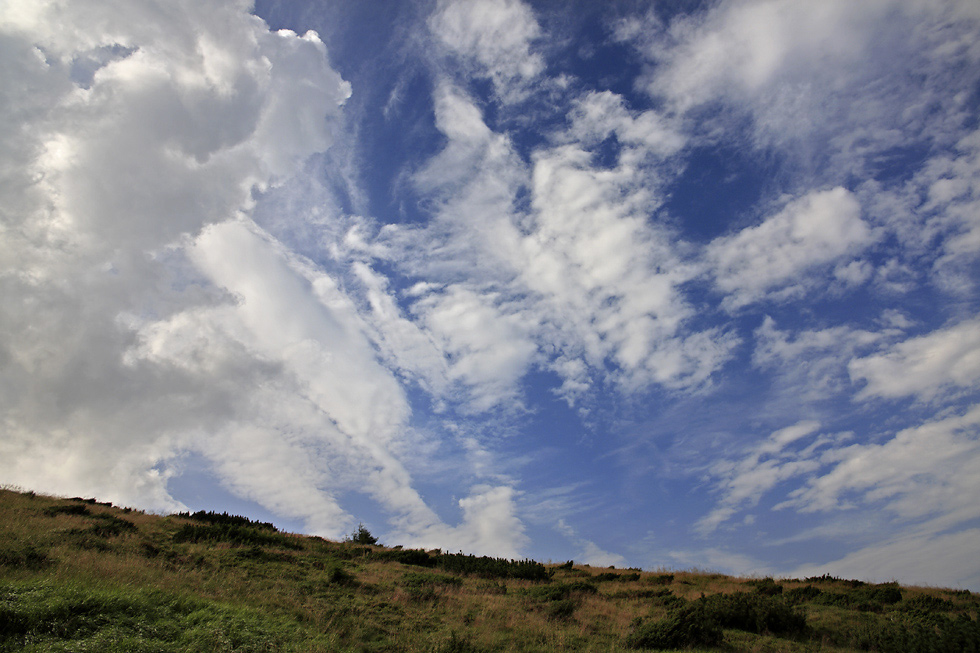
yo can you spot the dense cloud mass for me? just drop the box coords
[2,0,979,588]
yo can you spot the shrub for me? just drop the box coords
[625,602,723,650]
[436,553,549,581]
[901,594,955,612]
[699,592,808,636]
[0,544,49,571]
[546,598,578,621]
[176,510,278,532]
[750,577,784,596]
[87,514,137,538]
[399,572,462,589]
[172,523,300,549]
[373,548,436,567]
[595,572,641,582]
[437,631,486,653]
[647,573,674,585]
[525,582,597,602]
[44,504,90,517]
[785,585,822,603]
[867,583,903,605]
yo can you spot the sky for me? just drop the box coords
[2,0,979,590]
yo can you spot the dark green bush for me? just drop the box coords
[625,602,723,650]
[373,548,436,567]
[44,504,90,517]
[0,544,49,571]
[749,577,784,596]
[595,572,641,582]
[699,592,808,636]
[525,581,597,602]
[546,598,578,621]
[866,583,903,605]
[399,572,462,589]
[842,611,980,653]
[172,523,300,550]
[88,514,137,538]
[176,510,277,532]
[785,585,822,603]
[647,573,674,585]
[437,631,487,653]
[901,594,955,612]
[436,553,549,581]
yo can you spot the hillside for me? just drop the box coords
[1,488,978,652]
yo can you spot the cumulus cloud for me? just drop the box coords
[0,0,531,555]
[0,0,349,512]
[706,187,872,309]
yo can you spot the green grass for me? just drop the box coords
[1,488,978,652]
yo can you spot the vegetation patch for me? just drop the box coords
[625,602,723,650]
[435,552,550,581]
[0,581,310,652]
[698,592,808,637]
[1,489,977,653]
[172,523,300,550]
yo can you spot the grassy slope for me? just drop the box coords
[1,488,978,652]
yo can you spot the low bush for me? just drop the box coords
[172,523,301,550]
[374,548,437,567]
[436,553,550,581]
[749,577,784,596]
[901,594,956,612]
[837,611,980,653]
[625,602,723,650]
[699,592,808,636]
[785,584,822,603]
[176,510,277,532]
[524,581,597,603]
[647,573,674,585]
[44,504,90,517]
[0,544,49,571]
[594,572,641,582]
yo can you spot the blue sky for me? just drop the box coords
[2,0,980,589]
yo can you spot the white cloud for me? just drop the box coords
[791,528,980,590]
[753,316,888,402]
[428,0,544,102]
[566,90,685,158]
[0,0,349,512]
[849,317,980,402]
[628,0,980,168]
[378,83,735,406]
[698,420,825,534]
[782,404,980,524]
[707,187,871,308]
[555,519,626,568]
